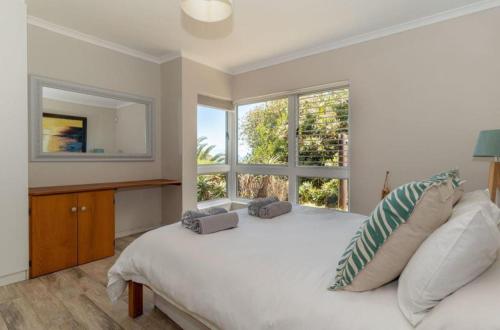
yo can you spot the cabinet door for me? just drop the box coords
[30,194,78,277]
[77,190,115,264]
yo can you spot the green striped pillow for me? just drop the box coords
[430,168,465,189]
[331,177,454,291]
[430,169,465,204]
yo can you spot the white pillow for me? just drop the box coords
[417,250,500,330]
[398,204,500,326]
[453,189,500,224]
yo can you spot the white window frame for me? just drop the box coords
[196,105,233,205]
[230,81,351,210]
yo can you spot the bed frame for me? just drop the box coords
[128,281,143,318]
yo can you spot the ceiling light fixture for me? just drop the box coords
[181,0,233,23]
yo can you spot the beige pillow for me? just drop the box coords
[332,179,454,292]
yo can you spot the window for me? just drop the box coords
[233,84,350,211]
[197,106,227,165]
[237,98,288,165]
[298,177,348,211]
[237,174,288,201]
[297,89,349,167]
[197,105,230,202]
[195,84,349,210]
[197,174,228,202]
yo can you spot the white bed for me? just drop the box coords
[108,205,500,330]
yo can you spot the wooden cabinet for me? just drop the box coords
[30,194,79,278]
[30,190,115,278]
[77,191,115,264]
[29,179,181,278]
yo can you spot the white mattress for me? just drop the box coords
[107,205,500,329]
[108,205,414,329]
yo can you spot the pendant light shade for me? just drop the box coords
[181,0,233,23]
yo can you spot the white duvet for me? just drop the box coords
[108,205,500,329]
[108,206,413,329]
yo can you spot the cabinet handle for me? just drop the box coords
[71,207,77,213]
[80,206,87,212]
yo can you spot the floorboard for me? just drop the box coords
[0,233,181,330]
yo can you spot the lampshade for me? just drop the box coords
[181,0,233,23]
[473,129,500,157]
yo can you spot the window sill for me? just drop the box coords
[197,199,248,211]
[197,198,232,210]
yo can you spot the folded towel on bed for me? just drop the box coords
[258,201,292,219]
[181,207,227,230]
[191,212,239,234]
[248,196,279,216]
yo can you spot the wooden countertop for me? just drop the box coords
[29,179,181,196]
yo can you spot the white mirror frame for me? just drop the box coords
[29,75,155,162]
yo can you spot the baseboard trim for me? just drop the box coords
[115,224,164,238]
[0,270,28,286]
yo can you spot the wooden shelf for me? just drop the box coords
[29,179,181,196]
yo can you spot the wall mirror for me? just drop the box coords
[29,76,154,161]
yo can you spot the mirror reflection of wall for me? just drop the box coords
[42,87,147,155]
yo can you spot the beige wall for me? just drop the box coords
[233,7,500,215]
[0,0,28,285]
[161,58,183,224]
[28,25,164,235]
[115,103,147,154]
[181,58,233,211]
[160,57,232,216]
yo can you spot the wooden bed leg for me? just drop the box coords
[128,281,143,318]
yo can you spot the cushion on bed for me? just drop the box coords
[331,177,454,292]
[453,189,499,224]
[430,168,465,204]
[398,203,500,326]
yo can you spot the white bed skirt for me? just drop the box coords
[154,293,211,330]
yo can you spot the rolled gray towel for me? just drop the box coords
[248,196,279,216]
[181,207,227,230]
[191,212,239,235]
[258,201,292,219]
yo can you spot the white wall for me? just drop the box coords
[0,0,28,285]
[233,7,500,215]
[28,25,164,235]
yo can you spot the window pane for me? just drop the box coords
[237,98,288,165]
[197,106,226,165]
[237,173,288,201]
[298,177,348,211]
[297,89,349,167]
[197,174,228,202]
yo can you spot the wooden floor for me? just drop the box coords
[0,233,182,330]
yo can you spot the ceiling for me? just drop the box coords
[26,0,497,74]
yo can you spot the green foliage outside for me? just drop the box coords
[197,136,227,202]
[297,89,349,167]
[197,136,225,164]
[239,99,288,164]
[237,174,288,201]
[298,177,346,210]
[197,174,227,202]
